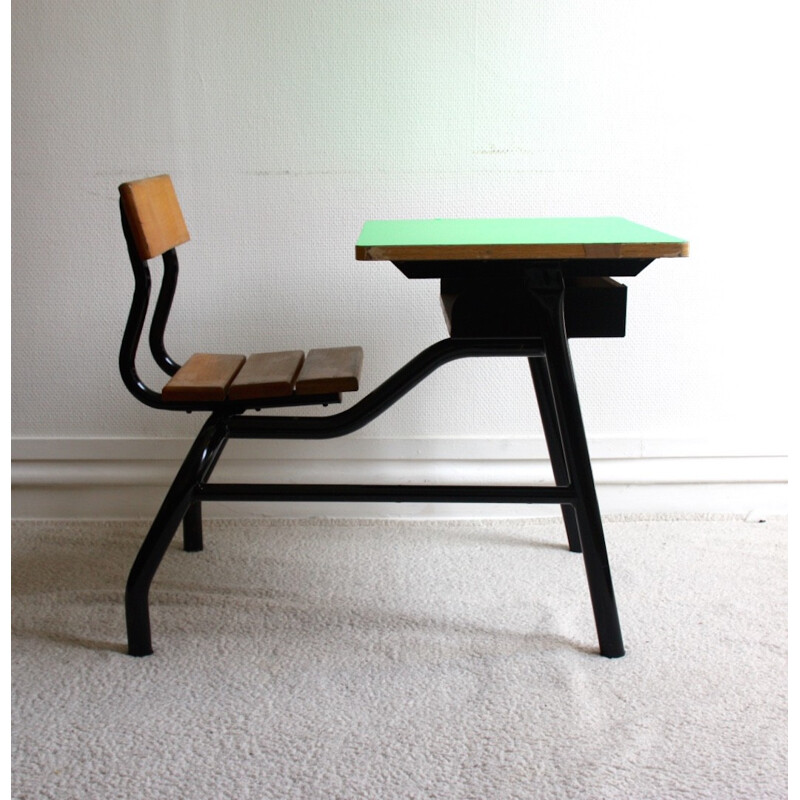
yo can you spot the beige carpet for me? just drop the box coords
[11,515,787,799]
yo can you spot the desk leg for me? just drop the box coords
[528,357,582,553]
[529,273,625,658]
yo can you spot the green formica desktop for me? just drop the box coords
[357,216,687,263]
[356,216,689,657]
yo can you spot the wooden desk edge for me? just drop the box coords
[355,241,689,261]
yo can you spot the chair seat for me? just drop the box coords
[162,347,363,404]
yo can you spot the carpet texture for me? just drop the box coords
[11,515,787,799]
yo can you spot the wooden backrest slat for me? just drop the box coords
[119,175,190,260]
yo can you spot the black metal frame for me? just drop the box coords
[119,201,625,659]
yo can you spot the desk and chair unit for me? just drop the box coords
[118,175,688,658]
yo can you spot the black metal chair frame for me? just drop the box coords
[120,200,625,659]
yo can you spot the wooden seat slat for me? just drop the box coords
[162,353,245,402]
[295,347,363,395]
[228,350,305,400]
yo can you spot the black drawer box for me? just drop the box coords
[440,276,627,339]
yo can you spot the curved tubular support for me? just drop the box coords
[227,337,545,441]
[118,201,165,408]
[126,337,544,656]
[148,248,182,377]
[125,412,230,656]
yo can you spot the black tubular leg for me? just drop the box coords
[182,502,203,552]
[181,420,233,553]
[528,271,625,658]
[528,356,582,553]
[125,414,230,656]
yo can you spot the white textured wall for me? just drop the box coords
[11,1,791,514]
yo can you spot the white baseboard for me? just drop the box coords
[10,437,788,520]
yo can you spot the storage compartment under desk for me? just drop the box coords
[440,276,627,338]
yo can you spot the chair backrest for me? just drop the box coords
[119,174,191,408]
[119,174,190,260]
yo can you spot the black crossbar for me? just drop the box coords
[198,483,575,504]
